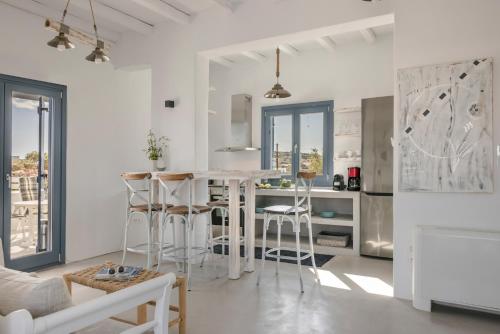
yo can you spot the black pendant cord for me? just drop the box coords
[61,0,71,23]
[88,0,100,42]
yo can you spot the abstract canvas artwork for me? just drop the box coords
[398,58,493,192]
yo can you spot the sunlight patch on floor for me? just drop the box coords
[308,268,351,290]
[344,273,393,297]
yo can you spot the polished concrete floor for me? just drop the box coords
[40,252,500,334]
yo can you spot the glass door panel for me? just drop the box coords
[299,112,324,175]
[10,95,51,259]
[2,80,63,271]
[270,114,293,176]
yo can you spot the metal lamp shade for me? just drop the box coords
[264,82,291,99]
[265,48,291,99]
[47,32,75,51]
[86,40,110,63]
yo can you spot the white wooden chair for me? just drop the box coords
[121,172,172,269]
[0,273,176,334]
[157,173,212,291]
[256,172,321,292]
[0,239,176,334]
[206,181,246,277]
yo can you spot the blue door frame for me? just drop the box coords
[0,74,66,271]
[261,100,334,186]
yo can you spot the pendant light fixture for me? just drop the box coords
[264,48,291,99]
[86,0,110,63]
[47,0,75,51]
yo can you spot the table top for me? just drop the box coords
[150,169,282,181]
[63,262,164,293]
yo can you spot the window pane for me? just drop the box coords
[271,114,293,175]
[300,112,324,175]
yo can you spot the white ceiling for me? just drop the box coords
[0,0,393,64]
[0,0,246,42]
[212,24,394,67]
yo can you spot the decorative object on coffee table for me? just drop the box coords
[63,262,186,334]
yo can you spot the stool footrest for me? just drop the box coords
[264,247,312,261]
[211,236,245,245]
[127,243,174,254]
[160,246,209,261]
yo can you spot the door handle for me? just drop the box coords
[6,173,11,189]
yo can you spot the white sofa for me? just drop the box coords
[0,239,175,334]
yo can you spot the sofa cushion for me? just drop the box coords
[0,267,72,318]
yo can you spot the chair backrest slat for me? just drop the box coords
[159,173,193,181]
[294,171,315,214]
[157,173,193,215]
[121,172,152,181]
[297,171,316,180]
[121,172,152,210]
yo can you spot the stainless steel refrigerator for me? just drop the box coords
[360,96,394,259]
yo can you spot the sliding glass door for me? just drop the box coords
[1,75,66,270]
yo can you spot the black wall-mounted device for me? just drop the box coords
[165,100,175,108]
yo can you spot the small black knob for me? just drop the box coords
[108,268,115,275]
[117,266,124,273]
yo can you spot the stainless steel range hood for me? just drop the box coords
[215,94,261,152]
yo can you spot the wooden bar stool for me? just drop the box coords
[157,173,212,291]
[256,172,321,292]
[120,172,172,269]
[206,181,246,277]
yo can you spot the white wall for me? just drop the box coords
[393,0,500,299]
[112,0,396,250]
[113,0,500,301]
[113,0,395,172]
[0,4,152,262]
[208,34,393,176]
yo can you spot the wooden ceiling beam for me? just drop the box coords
[129,0,190,25]
[242,51,266,62]
[211,57,235,67]
[278,44,300,56]
[316,36,336,52]
[70,0,153,35]
[0,0,119,42]
[360,28,376,44]
[210,0,237,13]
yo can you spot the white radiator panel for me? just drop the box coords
[413,226,500,312]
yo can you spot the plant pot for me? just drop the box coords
[151,159,158,171]
[156,159,166,171]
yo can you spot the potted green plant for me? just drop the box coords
[144,130,169,171]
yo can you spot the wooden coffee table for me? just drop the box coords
[63,262,186,334]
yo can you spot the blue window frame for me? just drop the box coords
[261,101,333,186]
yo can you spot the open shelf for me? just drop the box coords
[255,188,360,256]
[255,213,354,227]
[255,233,355,256]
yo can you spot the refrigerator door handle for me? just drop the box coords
[364,191,393,196]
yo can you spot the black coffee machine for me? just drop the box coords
[332,174,345,191]
[347,167,361,191]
